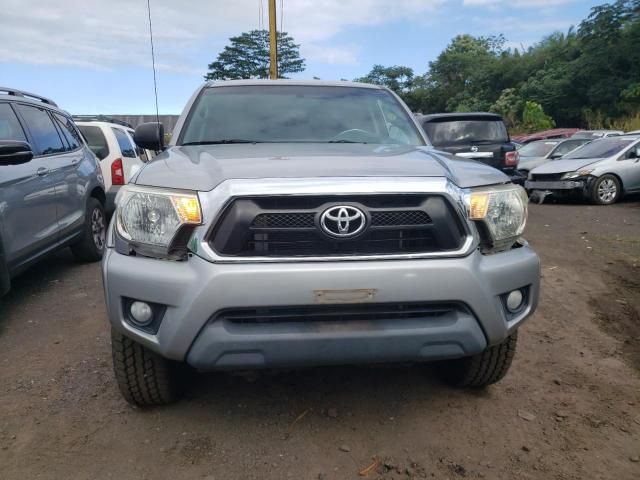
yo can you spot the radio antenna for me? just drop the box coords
[146,0,161,137]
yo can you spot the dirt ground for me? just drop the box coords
[1,197,639,480]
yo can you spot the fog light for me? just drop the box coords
[130,301,153,326]
[506,290,524,312]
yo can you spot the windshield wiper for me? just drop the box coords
[327,140,367,144]
[469,139,498,145]
[182,139,263,145]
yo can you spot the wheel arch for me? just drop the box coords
[90,186,106,206]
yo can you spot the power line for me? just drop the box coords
[146,0,160,131]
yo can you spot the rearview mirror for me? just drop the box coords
[134,122,165,151]
[0,141,34,166]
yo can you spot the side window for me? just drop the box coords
[77,125,109,160]
[0,103,27,142]
[112,128,136,158]
[15,104,65,155]
[53,113,82,151]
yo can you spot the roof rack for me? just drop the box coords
[72,115,134,129]
[0,86,58,107]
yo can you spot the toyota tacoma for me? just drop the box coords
[102,80,540,406]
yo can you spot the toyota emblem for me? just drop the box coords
[320,205,366,238]
[470,145,479,152]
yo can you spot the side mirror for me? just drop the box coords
[0,141,34,166]
[134,122,165,151]
[550,153,562,160]
[629,147,640,159]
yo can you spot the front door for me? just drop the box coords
[0,102,60,269]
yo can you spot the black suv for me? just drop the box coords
[0,87,107,297]
[417,113,523,183]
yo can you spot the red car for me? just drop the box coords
[512,128,579,144]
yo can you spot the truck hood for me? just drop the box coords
[133,143,508,191]
[530,157,604,174]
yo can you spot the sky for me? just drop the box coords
[0,0,604,115]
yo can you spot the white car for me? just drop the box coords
[75,117,154,214]
[526,135,640,204]
[571,130,624,139]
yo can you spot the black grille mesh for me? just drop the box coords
[371,210,431,226]
[251,210,431,229]
[252,213,315,229]
[530,173,565,181]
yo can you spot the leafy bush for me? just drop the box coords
[522,101,556,131]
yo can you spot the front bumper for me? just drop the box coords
[525,179,585,191]
[102,245,540,370]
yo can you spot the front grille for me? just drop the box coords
[530,173,565,182]
[209,195,466,257]
[219,302,461,325]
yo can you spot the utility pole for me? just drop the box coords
[268,0,278,79]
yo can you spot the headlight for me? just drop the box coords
[467,185,528,251]
[561,169,593,179]
[115,185,202,258]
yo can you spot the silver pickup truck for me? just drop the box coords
[102,80,540,406]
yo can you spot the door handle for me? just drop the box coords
[36,167,49,176]
[71,158,80,165]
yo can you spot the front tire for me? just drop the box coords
[439,331,518,387]
[590,174,621,205]
[70,197,106,262]
[111,329,186,407]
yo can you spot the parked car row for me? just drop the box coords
[526,135,640,204]
[412,111,639,204]
[512,128,624,144]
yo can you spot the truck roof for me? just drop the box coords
[418,112,504,122]
[204,79,384,89]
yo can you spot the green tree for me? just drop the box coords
[205,30,305,80]
[354,65,415,94]
[522,101,555,131]
[421,34,502,113]
[490,88,523,129]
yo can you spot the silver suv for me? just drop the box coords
[0,87,107,297]
[103,81,540,406]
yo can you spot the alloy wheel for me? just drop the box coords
[92,208,106,250]
[597,178,617,203]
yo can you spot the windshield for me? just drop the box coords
[563,137,634,159]
[519,141,559,157]
[551,139,589,157]
[179,85,424,146]
[421,119,508,146]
